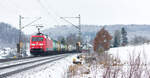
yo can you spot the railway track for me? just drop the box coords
[0,54,70,78]
[0,56,35,63]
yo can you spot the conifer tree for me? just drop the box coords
[113,30,121,47]
[121,27,128,46]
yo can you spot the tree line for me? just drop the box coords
[93,27,128,53]
[0,22,25,48]
[113,27,128,47]
[93,26,150,54]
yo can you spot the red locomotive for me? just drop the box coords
[30,33,76,56]
[30,33,52,55]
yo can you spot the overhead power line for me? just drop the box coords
[36,0,61,25]
[60,14,82,43]
[36,0,82,42]
[21,17,42,29]
[60,17,79,29]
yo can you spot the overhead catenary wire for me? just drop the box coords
[21,17,42,29]
[36,0,61,26]
[38,0,69,25]
[60,17,79,29]
[36,0,81,42]
[36,0,79,27]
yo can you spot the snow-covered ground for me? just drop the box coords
[2,43,150,78]
[69,43,150,78]
[7,54,78,78]
[0,48,17,59]
[0,46,32,59]
[108,43,150,64]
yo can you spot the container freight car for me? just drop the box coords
[30,33,76,56]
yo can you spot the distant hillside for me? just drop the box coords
[0,22,25,48]
[42,24,150,42]
[42,25,100,41]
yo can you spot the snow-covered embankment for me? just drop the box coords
[7,54,78,78]
[108,43,150,64]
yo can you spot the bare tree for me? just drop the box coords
[66,33,80,46]
[130,35,150,45]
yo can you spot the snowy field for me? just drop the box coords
[0,48,17,59]
[0,47,31,59]
[1,43,150,78]
[7,54,78,78]
[108,43,150,64]
[69,43,150,78]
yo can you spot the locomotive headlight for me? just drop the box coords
[39,43,43,46]
[32,44,36,46]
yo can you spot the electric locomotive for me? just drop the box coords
[30,33,53,55]
[30,33,76,56]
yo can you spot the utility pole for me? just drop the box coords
[18,15,22,56]
[18,15,41,57]
[60,14,81,42]
[60,14,81,52]
[78,14,81,42]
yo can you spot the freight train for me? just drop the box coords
[30,33,76,56]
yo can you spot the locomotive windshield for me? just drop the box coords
[32,37,43,41]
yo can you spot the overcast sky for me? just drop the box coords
[0,0,150,34]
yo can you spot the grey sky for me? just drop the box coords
[0,0,150,34]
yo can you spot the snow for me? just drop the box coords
[71,65,103,78]
[7,54,78,78]
[2,43,150,78]
[0,55,66,76]
[0,48,17,59]
[0,55,61,68]
[69,43,150,78]
[0,45,32,59]
[108,43,150,64]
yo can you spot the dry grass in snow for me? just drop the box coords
[67,44,150,78]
